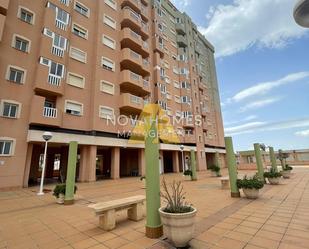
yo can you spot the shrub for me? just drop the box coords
[284,165,293,171]
[183,170,192,176]
[264,168,282,178]
[140,176,146,181]
[53,184,77,198]
[237,174,264,190]
[161,178,193,213]
[210,165,220,173]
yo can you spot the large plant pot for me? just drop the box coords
[159,207,197,248]
[56,194,65,204]
[140,179,146,189]
[268,177,280,185]
[281,170,291,179]
[243,188,259,199]
[183,175,191,181]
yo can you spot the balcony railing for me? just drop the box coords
[52,46,65,57]
[55,19,67,30]
[43,107,57,118]
[59,0,70,6]
[48,74,61,86]
[143,80,149,88]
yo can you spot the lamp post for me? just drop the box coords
[294,0,309,28]
[180,145,185,174]
[37,132,53,196]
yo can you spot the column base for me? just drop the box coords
[145,225,163,239]
[231,192,241,198]
[64,199,74,205]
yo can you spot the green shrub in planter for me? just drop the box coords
[237,175,264,190]
[264,168,282,178]
[183,170,192,176]
[210,165,221,177]
[283,165,293,171]
[53,184,77,198]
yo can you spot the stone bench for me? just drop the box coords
[220,177,230,189]
[88,195,145,231]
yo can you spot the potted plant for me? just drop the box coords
[183,170,192,181]
[53,184,77,204]
[210,165,221,177]
[159,179,197,248]
[237,174,264,199]
[281,165,293,179]
[140,176,146,189]
[264,168,282,185]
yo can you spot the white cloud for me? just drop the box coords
[225,117,309,136]
[232,72,309,102]
[199,0,308,58]
[239,97,282,112]
[224,115,258,126]
[170,0,191,11]
[295,129,309,137]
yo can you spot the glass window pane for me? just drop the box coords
[3,103,10,116]
[3,142,11,154]
[0,142,3,154]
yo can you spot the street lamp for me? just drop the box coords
[180,145,185,174]
[294,0,309,28]
[37,132,53,196]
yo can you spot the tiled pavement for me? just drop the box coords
[0,168,308,249]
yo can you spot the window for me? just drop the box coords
[43,28,67,57]
[1,101,20,118]
[99,106,114,120]
[103,14,116,29]
[40,57,65,85]
[181,96,191,104]
[102,57,115,71]
[72,23,88,39]
[0,140,13,156]
[65,101,83,116]
[174,95,181,103]
[74,2,90,17]
[100,81,115,95]
[13,35,30,52]
[7,66,25,84]
[18,7,34,24]
[67,72,85,88]
[102,35,116,49]
[47,2,70,30]
[70,47,87,63]
[105,0,117,10]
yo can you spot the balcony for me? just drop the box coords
[34,65,64,96]
[177,35,187,48]
[119,93,144,114]
[201,107,207,116]
[195,45,202,55]
[120,0,141,13]
[175,23,186,35]
[120,28,149,57]
[185,134,196,144]
[141,0,148,6]
[122,7,142,31]
[0,0,9,13]
[153,36,164,58]
[140,21,149,39]
[120,48,150,76]
[140,5,149,21]
[29,95,62,127]
[120,70,150,96]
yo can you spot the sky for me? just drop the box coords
[171,0,309,151]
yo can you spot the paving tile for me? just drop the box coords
[224,231,253,243]
[103,237,130,249]
[215,237,246,249]
[234,225,259,235]
[72,238,99,249]
[249,236,280,249]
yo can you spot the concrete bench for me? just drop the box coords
[220,177,230,189]
[88,195,145,231]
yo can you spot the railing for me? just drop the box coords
[43,107,57,118]
[55,19,67,30]
[142,41,148,49]
[130,30,140,40]
[51,46,64,57]
[130,95,142,104]
[130,50,140,59]
[143,80,149,88]
[143,59,149,67]
[48,74,61,86]
[59,0,70,6]
[141,21,148,32]
[130,71,140,81]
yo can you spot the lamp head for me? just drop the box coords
[180,145,184,151]
[42,132,53,141]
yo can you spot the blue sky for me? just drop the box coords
[171,0,309,151]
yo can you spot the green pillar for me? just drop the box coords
[224,137,240,198]
[254,143,264,181]
[269,147,278,172]
[145,119,163,238]
[64,141,78,205]
[190,150,197,181]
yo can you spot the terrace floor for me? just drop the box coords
[0,167,308,249]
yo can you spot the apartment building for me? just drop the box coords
[0,0,225,189]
